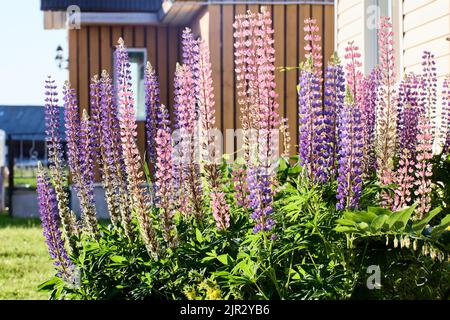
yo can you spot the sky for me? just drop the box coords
[0,0,68,106]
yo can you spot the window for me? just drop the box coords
[114,48,147,121]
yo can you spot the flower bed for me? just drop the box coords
[37,9,450,300]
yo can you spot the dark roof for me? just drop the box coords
[41,0,163,13]
[0,105,65,140]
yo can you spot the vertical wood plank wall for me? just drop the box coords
[68,3,334,160]
[68,25,180,158]
[193,4,334,157]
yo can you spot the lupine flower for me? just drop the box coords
[360,67,380,176]
[393,74,420,210]
[303,18,323,78]
[44,77,78,247]
[336,42,364,210]
[299,17,336,183]
[247,166,275,233]
[231,163,250,208]
[37,163,75,282]
[173,63,204,220]
[323,56,345,179]
[90,75,120,228]
[144,62,161,174]
[115,38,159,257]
[63,81,98,237]
[197,38,231,230]
[211,191,230,231]
[155,103,177,247]
[233,7,279,233]
[397,74,420,156]
[443,76,450,153]
[414,51,437,219]
[99,70,133,238]
[375,17,397,191]
[279,118,291,159]
[78,110,98,236]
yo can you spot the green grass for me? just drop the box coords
[13,177,37,189]
[0,214,53,300]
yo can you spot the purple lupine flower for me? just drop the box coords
[231,163,250,208]
[323,57,345,179]
[336,42,364,210]
[37,163,75,282]
[144,62,161,173]
[63,81,98,237]
[99,70,133,238]
[155,103,177,247]
[78,110,98,236]
[298,69,322,181]
[360,67,380,176]
[393,74,420,211]
[44,77,78,245]
[397,74,421,156]
[115,38,159,257]
[247,166,275,233]
[443,76,450,153]
[90,74,120,228]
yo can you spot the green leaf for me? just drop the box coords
[412,207,442,233]
[216,254,231,265]
[110,255,127,264]
[431,214,450,235]
[385,205,414,230]
[38,277,62,292]
[334,225,359,233]
[392,206,415,231]
[335,218,357,227]
[370,214,388,233]
[195,229,204,243]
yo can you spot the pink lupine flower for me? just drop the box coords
[375,17,397,205]
[155,103,177,246]
[211,191,230,231]
[414,51,437,219]
[233,7,279,233]
[443,76,450,153]
[115,38,159,257]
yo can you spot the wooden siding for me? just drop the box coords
[68,3,335,161]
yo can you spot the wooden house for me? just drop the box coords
[41,0,335,156]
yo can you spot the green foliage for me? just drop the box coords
[39,159,450,300]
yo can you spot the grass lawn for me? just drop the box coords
[0,213,53,299]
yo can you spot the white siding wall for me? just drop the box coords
[336,0,365,64]
[402,0,450,79]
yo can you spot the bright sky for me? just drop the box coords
[0,0,68,106]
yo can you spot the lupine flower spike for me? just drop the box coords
[115,38,159,257]
[63,81,98,238]
[44,77,78,248]
[99,70,134,239]
[414,51,436,219]
[37,163,76,283]
[336,41,364,210]
[375,17,397,205]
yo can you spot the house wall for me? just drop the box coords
[402,0,450,79]
[336,0,450,78]
[68,3,335,159]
